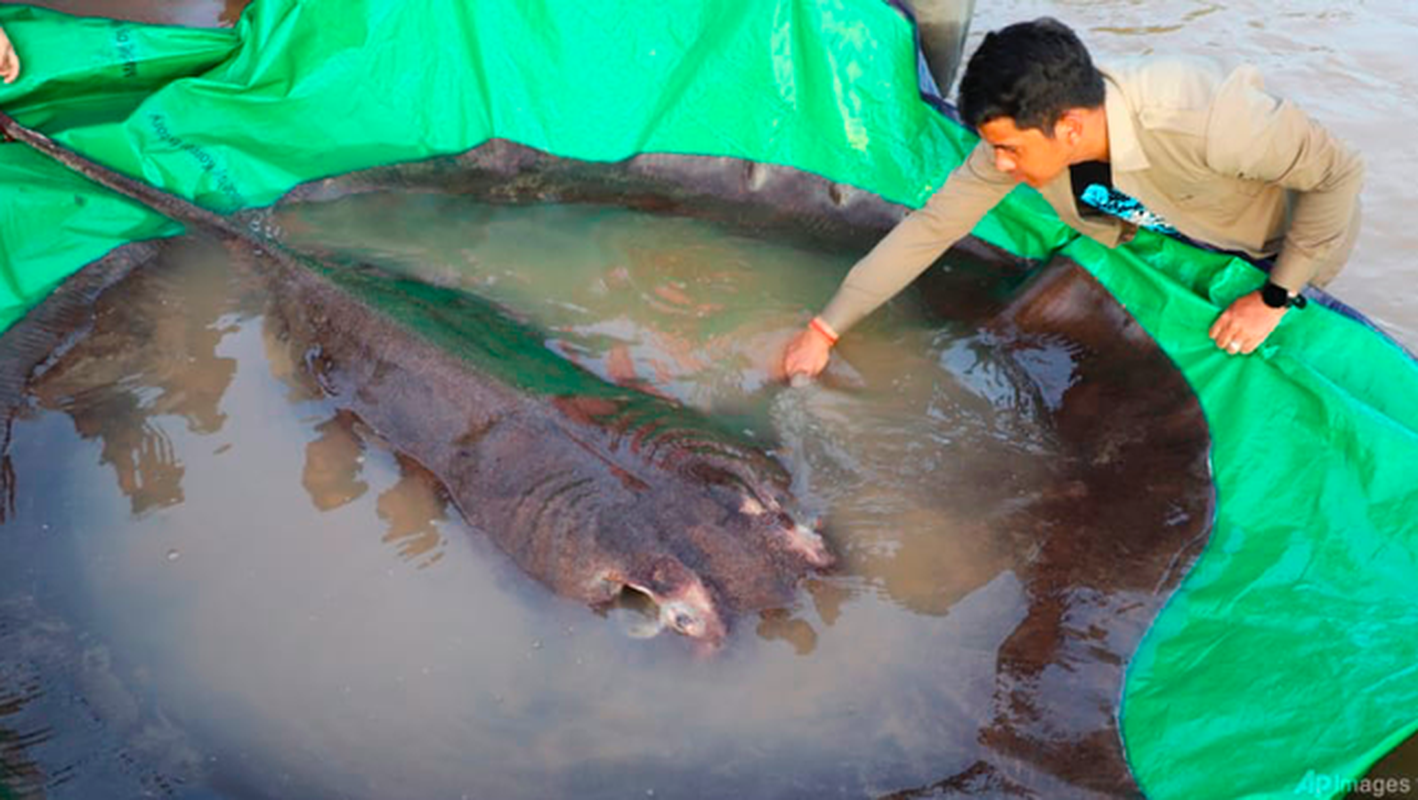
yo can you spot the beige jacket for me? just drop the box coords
[818,56,1364,334]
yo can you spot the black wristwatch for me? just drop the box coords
[1260,281,1308,310]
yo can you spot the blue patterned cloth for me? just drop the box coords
[1080,183,1177,235]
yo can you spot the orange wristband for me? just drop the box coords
[808,316,839,345]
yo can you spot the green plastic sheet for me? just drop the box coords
[1,1,1415,797]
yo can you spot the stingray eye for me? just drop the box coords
[661,600,705,638]
[739,495,766,516]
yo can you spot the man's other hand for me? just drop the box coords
[0,27,19,85]
[1209,290,1287,355]
[782,325,834,380]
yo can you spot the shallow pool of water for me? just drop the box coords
[1,201,1117,798]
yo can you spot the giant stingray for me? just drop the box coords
[0,2,1215,797]
[1,109,840,649]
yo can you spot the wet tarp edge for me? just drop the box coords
[0,2,1416,798]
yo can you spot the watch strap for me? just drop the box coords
[1261,281,1308,310]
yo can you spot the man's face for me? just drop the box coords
[978,116,1075,188]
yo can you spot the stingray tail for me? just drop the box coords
[0,109,246,240]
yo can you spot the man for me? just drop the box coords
[0,25,18,84]
[782,17,1362,378]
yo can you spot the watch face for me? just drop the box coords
[1261,282,1290,309]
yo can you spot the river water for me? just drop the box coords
[3,200,1097,798]
[7,1,1415,797]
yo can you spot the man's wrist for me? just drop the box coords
[1260,281,1307,310]
[808,316,839,346]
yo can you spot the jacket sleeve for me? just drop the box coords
[1205,66,1364,292]
[817,140,1014,334]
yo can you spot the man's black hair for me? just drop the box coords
[957,18,1105,134]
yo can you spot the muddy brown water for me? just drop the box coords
[1,194,1155,798]
[7,0,1417,797]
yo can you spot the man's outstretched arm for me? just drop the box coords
[782,142,1013,378]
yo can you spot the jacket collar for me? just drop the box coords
[1100,68,1150,173]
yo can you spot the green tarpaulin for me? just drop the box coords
[1,1,1415,796]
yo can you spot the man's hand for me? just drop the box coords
[781,322,835,380]
[0,27,19,85]
[1209,290,1287,355]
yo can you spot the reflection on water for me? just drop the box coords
[301,408,450,568]
[26,252,239,516]
[301,411,370,512]
[374,454,450,569]
[0,200,1157,797]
